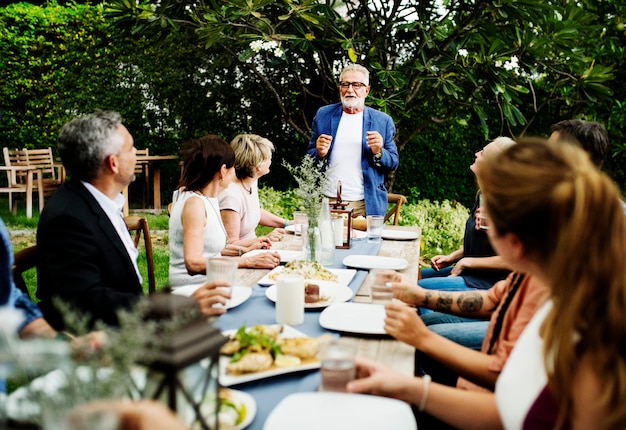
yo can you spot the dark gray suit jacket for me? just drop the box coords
[36,179,143,329]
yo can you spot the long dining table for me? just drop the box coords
[212,225,421,430]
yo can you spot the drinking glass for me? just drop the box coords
[366,215,384,243]
[293,211,308,236]
[319,338,357,392]
[370,269,396,305]
[206,257,238,308]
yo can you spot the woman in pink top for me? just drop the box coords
[219,134,288,244]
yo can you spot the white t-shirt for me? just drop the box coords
[325,111,364,201]
[495,300,552,429]
[168,191,227,287]
[219,181,261,241]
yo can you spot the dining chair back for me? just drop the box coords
[134,148,150,209]
[1,148,44,217]
[21,148,65,198]
[385,193,407,225]
[13,245,38,298]
[124,215,156,294]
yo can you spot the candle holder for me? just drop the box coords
[331,180,353,249]
[139,293,228,430]
[330,206,353,249]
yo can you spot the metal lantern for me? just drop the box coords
[330,181,353,249]
[140,293,228,430]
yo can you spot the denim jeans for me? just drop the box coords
[419,266,472,291]
[421,312,488,351]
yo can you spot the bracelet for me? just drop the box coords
[284,219,289,228]
[419,374,431,412]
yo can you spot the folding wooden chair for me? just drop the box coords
[124,215,156,294]
[384,193,407,225]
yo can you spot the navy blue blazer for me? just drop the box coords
[306,103,399,216]
[36,179,143,329]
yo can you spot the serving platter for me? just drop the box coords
[219,325,321,387]
[380,229,420,241]
[342,255,408,270]
[257,266,357,287]
[265,281,353,309]
[171,285,252,309]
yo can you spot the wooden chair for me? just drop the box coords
[1,148,45,218]
[13,245,38,298]
[384,193,407,225]
[134,148,150,209]
[21,147,66,198]
[124,215,156,294]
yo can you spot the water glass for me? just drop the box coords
[293,211,308,236]
[370,269,395,305]
[206,257,238,308]
[319,338,357,392]
[366,215,384,243]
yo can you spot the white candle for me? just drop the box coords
[275,274,305,325]
[332,217,344,247]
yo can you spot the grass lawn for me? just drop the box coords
[3,207,172,299]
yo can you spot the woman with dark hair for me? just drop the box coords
[168,135,279,293]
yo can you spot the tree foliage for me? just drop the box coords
[1,1,624,208]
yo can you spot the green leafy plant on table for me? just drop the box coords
[282,155,333,261]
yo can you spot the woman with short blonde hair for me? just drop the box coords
[220,134,288,243]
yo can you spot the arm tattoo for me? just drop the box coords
[424,291,433,308]
[435,292,454,312]
[456,291,484,314]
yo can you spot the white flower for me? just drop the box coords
[274,48,285,58]
[503,56,519,71]
[458,48,468,57]
[262,41,278,51]
[250,40,263,52]
[495,60,503,68]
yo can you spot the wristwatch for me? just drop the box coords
[373,151,382,160]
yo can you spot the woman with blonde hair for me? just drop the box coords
[348,138,626,428]
[168,135,280,293]
[220,134,288,244]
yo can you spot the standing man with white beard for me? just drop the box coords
[306,64,399,217]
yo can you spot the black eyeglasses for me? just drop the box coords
[339,81,368,89]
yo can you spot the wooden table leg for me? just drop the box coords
[153,165,162,210]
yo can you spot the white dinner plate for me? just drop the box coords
[257,266,357,287]
[263,392,417,430]
[381,229,420,241]
[242,249,303,263]
[219,325,320,387]
[342,255,409,270]
[265,281,353,309]
[171,285,252,309]
[200,388,256,430]
[319,302,387,335]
